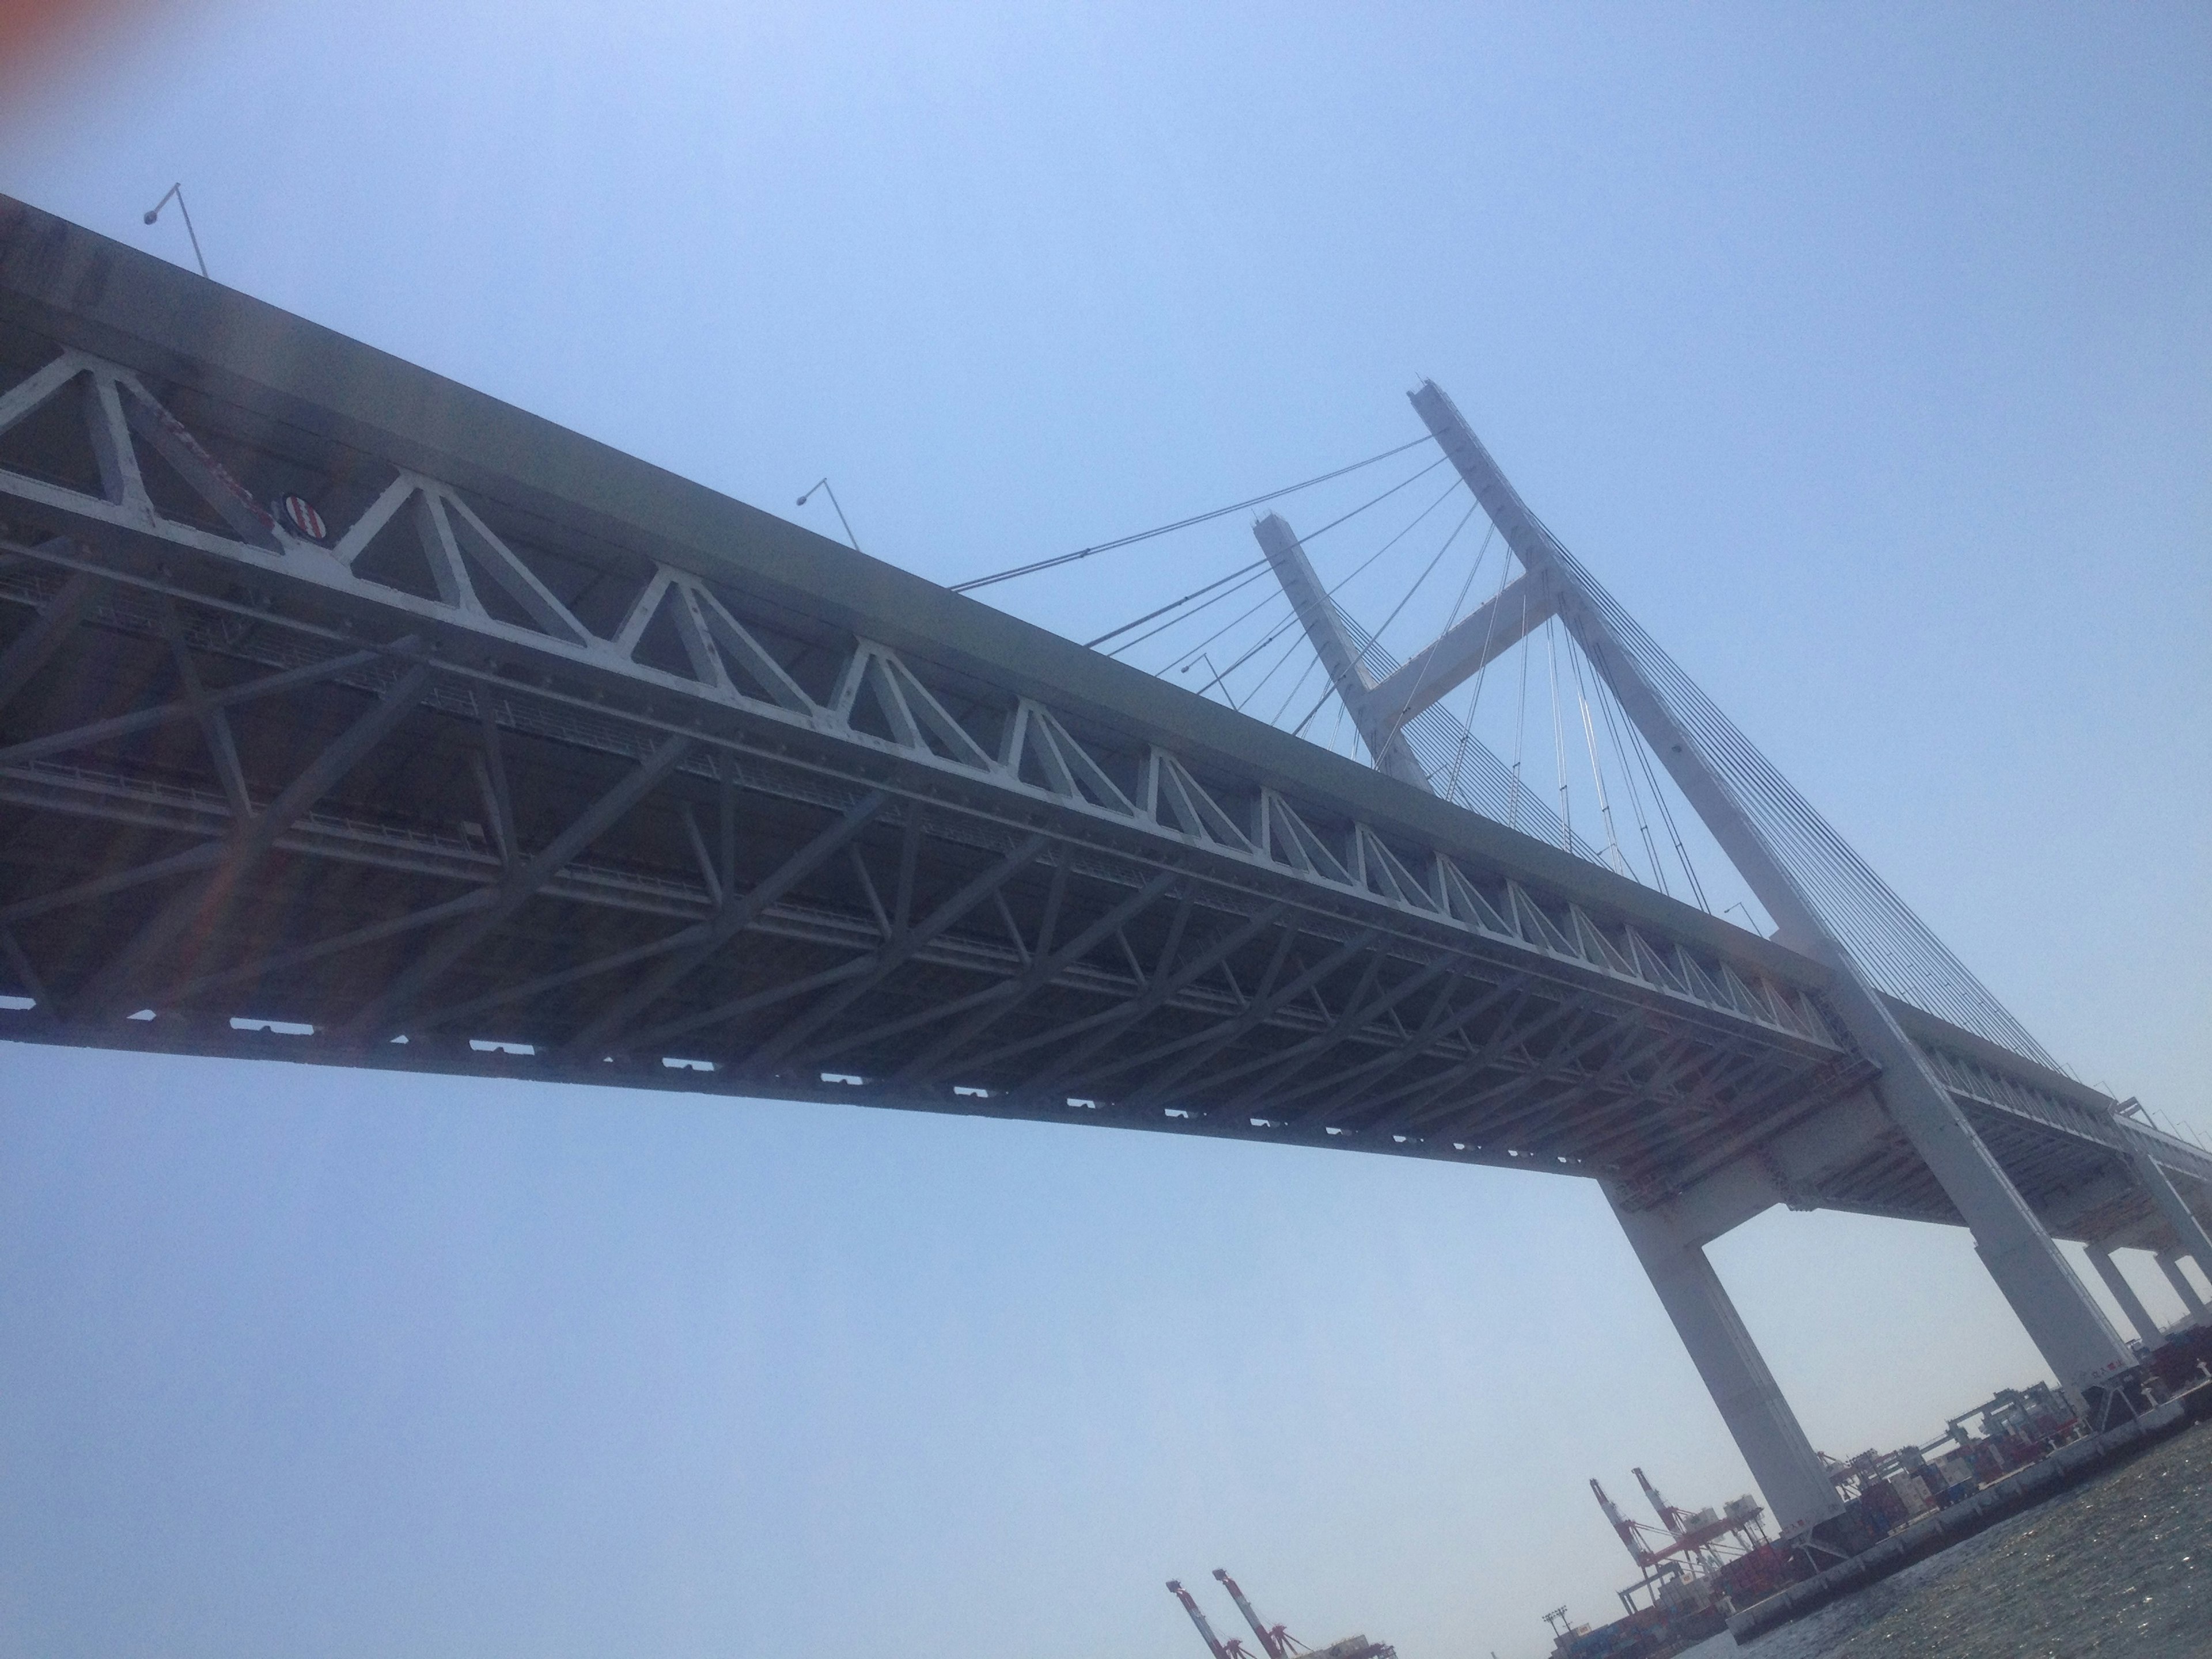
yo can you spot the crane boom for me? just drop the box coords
[1590,1478,1657,1568]
[1633,1466,1688,1537]
[1168,1581,1231,1659]
[1214,1569,1288,1659]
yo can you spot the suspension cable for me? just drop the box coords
[1593,651,1669,895]
[1158,469,1468,685]
[949,434,1435,593]
[1238,624,1312,709]
[1510,599,1532,832]
[1441,555,1517,804]
[1083,559,1264,650]
[1270,652,1323,728]
[1164,586,1294,673]
[1546,619,1572,854]
[1567,635,1629,876]
[1086,459,1459,657]
[1611,667,1709,910]
[1374,518,1493,747]
[1359,502,1478,664]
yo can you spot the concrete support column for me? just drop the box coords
[2118,1132,2212,1281]
[1609,1194,1843,1536]
[1802,949,2136,1400]
[2086,1245,2161,1344]
[2156,1252,2207,1319]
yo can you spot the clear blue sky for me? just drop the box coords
[2,5,2207,1657]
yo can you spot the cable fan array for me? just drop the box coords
[959,441,1757,930]
[951,407,2054,1068]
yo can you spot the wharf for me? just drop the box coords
[1728,1385,2212,1642]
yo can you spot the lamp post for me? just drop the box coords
[142,183,209,279]
[796,477,862,552]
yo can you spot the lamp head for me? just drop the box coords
[143,209,159,224]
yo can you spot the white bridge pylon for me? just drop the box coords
[1255,381,2210,1533]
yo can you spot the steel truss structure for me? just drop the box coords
[0,196,2206,1257]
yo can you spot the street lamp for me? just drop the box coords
[142,183,209,279]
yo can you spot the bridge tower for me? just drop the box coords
[1254,379,2183,1533]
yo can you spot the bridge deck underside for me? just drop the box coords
[0,555,1859,1197]
[0,526,2170,1243]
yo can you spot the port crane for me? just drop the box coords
[1167,1581,1232,1659]
[1165,1572,1392,1659]
[1214,1567,1300,1658]
[1590,1472,1767,1573]
[1634,1467,1692,1540]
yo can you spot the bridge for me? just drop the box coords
[3,194,2207,1544]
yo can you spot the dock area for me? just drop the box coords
[1728,1382,2212,1642]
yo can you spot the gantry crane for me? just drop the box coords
[1633,1467,1691,1539]
[1214,1567,1297,1658]
[1167,1581,1231,1659]
[1166,1573,1389,1659]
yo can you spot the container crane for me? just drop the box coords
[1214,1567,1289,1659]
[1633,1467,1692,1539]
[1167,1580,1231,1659]
[1589,1478,1662,1569]
[1165,1571,1391,1659]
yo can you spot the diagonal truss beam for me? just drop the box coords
[164,889,497,1008]
[1215,956,1455,1112]
[946,891,1192,1078]
[563,791,888,1055]
[71,657,435,1016]
[0,563,97,711]
[1355,993,1598,1134]
[886,868,1182,1082]
[0,642,396,771]
[1120,926,1384,1109]
[1277,976,1533,1124]
[1008,900,1293,1099]
[1427,1018,1669,1143]
[156,598,251,817]
[745,833,1051,1070]
[627,959,880,1058]
[346,732,696,1035]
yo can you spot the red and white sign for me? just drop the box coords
[278,494,327,540]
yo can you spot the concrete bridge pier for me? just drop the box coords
[1788,948,2138,1407]
[2118,1130,2212,1300]
[2154,1252,2207,1323]
[1608,1191,1844,1536]
[2085,1244,2163,1345]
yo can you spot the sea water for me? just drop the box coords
[1677,1419,2210,1659]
